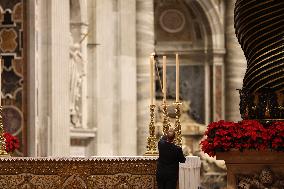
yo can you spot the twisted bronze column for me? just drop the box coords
[235,0,284,120]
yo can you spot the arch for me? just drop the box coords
[184,0,225,50]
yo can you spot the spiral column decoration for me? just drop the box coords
[235,0,284,120]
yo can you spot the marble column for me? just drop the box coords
[95,0,117,155]
[225,0,246,121]
[136,0,155,155]
[117,0,137,155]
[44,0,70,156]
[27,0,38,156]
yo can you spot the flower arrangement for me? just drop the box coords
[3,132,20,153]
[201,120,284,157]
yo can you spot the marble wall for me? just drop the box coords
[167,66,205,124]
[21,0,246,161]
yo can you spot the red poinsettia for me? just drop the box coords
[3,132,20,153]
[201,120,238,157]
[201,120,282,157]
[268,122,284,151]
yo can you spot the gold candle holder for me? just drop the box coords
[145,105,158,156]
[0,106,9,157]
[173,102,182,147]
[161,101,171,134]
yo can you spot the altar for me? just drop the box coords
[0,156,201,189]
[0,156,158,189]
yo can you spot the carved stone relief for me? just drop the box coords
[154,0,192,42]
[88,173,155,189]
[237,168,284,189]
[0,157,157,189]
[159,9,186,33]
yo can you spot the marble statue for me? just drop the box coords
[70,43,85,128]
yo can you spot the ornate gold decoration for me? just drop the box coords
[0,106,9,157]
[0,157,157,189]
[265,103,270,118]
[174,102,182,147]
[161,101,171,134]
[88,173,155,189]
[145,105,158,156]
[62,174,87,189]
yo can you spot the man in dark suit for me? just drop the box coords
[156,128,186,189]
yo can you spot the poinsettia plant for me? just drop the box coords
[3,132,20,153]
[201,120,284,157]
[268,122,284,151]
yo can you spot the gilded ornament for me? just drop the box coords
[145,105,158,156]
[173,102,182,147]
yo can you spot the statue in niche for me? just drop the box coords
[70,42,85,128]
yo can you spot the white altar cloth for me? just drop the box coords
[179,156,201,189]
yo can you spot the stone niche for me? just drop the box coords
[217,151,284,189]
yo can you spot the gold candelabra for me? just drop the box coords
[161,101,183,147]
[174,102,182,147]
[145,53,183,154]
[145,105,158,156]
[0,106,9,157]
[161,101,171,134]
[145,102,183,155]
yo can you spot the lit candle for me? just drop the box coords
[150,56,154,105]
[176,54,179,102]
[163,56,167,102]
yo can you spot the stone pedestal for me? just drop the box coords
[217,151,284,189]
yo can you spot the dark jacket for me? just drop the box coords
[157,136,186,179]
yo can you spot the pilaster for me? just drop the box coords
[136,0,155,155]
